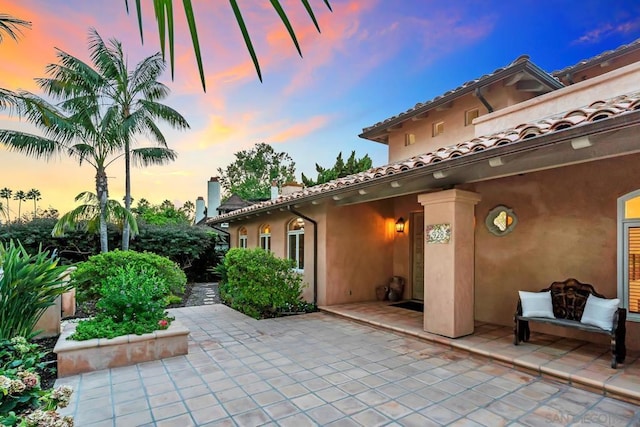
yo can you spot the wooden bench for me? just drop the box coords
[514,278,626,368]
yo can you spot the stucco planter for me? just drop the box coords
[54,320,189,377]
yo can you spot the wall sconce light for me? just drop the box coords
[395,217,405,233]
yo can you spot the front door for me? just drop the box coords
[411,212,424,300]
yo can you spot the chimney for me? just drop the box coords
[281,181,303,196]
[270,180,279,200]
[195,196,205,223]
[207,177,221,217]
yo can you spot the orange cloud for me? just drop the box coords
[270,115,330,143]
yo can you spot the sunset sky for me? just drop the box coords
[2,1,640,215]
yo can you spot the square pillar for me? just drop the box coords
[418,189,481,338]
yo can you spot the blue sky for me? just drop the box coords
[1,1,640,214]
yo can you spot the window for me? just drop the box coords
[287,218,305,271]
[432,121,444,137]
[618,191,640,319]
[259,224,271,251]
[238,227,248,249]
[465,108,479,126]
[404,133,416,146]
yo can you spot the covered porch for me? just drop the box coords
[320,301,640,405]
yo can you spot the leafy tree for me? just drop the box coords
[0,188,12,222]
[26,188,41,219]
[13,190,26,221]
[217,143,296,200]
[0,31,179,252]
[301,151,373,187]
[133,199,190,226]
[84,30,189,251]
[125,1,333,89]
[52,191,138,242]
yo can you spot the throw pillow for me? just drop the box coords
[519,290,555,318]
[580,294,620,331]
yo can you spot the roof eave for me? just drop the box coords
[209,109,640,225]
[358,61,563,142]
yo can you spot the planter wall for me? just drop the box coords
[54,321,189,377]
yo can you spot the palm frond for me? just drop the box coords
[0,14,31,43]
[131,147,177,167]
[138,99,190,130]
[0,130,66,159]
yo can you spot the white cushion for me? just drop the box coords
[519,290,555,318]
[580,294,619,331]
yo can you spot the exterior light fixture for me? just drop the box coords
[395,217,405,233]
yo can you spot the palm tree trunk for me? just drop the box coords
[122,139,131,250]
[96,168,109,253]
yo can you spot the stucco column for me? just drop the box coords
[418,189,481,338]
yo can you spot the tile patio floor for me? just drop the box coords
[56,304,640,426]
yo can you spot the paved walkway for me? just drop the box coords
[184,283,220,307]
[56,305,640,426]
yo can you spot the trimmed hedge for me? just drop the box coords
[219,248,314,319]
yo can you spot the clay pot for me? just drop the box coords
[376,285,389,301]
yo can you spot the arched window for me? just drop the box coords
[288,218,305,271]
[618,190,640,320]
[238,227,248,249]
[259,224,271,251]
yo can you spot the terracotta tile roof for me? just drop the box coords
[359,56,563,141]
[208,91,640,224]
[552,38,640,78]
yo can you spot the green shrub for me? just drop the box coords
[71,250,186,303]
[219,248,313,319]
[70,265,173,341]
[0,240,73,340]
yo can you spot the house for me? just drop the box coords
[207,39,640,351]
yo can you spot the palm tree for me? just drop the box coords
[0,35,179,252]
[26,188,41,219]
[124,1,332,89]
[0,188,12,222]
[0,14,31,112]
[53,191,138,239]
[0,201,6,223]
[85,29,189,250]
[13,190,26,222]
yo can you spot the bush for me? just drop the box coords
[0,219,225,282]
[0,240,73,340]
[219,248,313,319]
[71,250,186,303]
[0,336,73,426]
[70,265,173,340]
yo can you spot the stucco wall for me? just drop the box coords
[387,82,540,163]
[323,200,395,305]
[462,153,640,349]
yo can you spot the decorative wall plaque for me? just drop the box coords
[426,223,451,244]
[485,205,517,236]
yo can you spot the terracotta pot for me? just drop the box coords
[376,285,389,301]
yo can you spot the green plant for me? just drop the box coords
[219,248,312,319]
[0,240,72,340]
[71,250,186,303]
[0,336,73,426]
[70,265,173,341]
